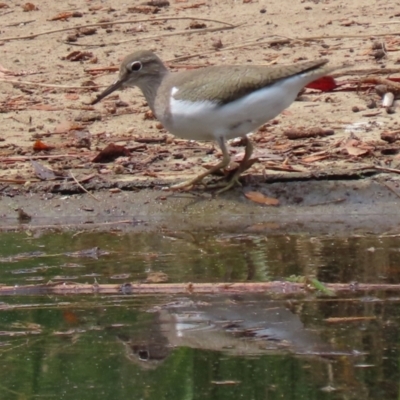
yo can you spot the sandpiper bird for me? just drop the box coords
[91,50,334,192]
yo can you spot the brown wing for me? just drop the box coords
[172,60,330,105]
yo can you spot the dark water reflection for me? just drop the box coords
[0,231,398,285]
[0,230,400,399]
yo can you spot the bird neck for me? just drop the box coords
[138,69,169,113]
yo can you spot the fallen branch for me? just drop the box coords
[1,281,400,296]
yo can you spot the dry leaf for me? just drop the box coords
[33,140,55,151]
[92,143,131,163]
[127,5,159,13]
[30,104,61,111]
[245,191,279,206]
[284,127,335,140]
[65,93,80,101]
[145,272,169,283]
[345,145,369,156]
[301,154,329,163]
[63,310,79,324]
[144,0,170,7]
[49,11,73,20]
[340,20,356,26]
[143,171,158,178]
[343,139,370,156]
[22,2,38,11]
[53,120,84,134]
[63,51,94,62]
[31,160,57,180]
[189,20,207,29]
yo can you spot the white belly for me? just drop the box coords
[164,74,313,141]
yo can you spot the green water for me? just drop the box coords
[0,230,399,399]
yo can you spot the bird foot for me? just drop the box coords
[203,176,242,194]
[163,157,257,193]
[164,178,204,192]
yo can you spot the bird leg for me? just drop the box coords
[169,137,231,191]
[215,136,254,194]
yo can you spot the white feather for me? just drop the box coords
[165,73,319,141]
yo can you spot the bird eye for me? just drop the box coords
[129,61,142,72]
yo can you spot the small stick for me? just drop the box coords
[374,165,400,175]
[0,154,83,162]
[0,220,134,231]
[361,76,400,93]
[0,16,235,42]
[170,38,291,63]
[69,171,99,201]
[297,31,400,41]
[5,19,36,27]
[381,181,400,200]
[0,178,36,184]
[63,24,242,48]
[375,21,400,24]
[309,198,346,207]
[170,33,400,63]
[0,78,99,90]
[102,23,242,46]
[0,10,13,17]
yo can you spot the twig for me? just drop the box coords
[170,38,291,63]
[309,198,346,207]
[0,77,99,90]
[374,165,400,175]
[0,10,13,17]
[333,67,400,77]
[1,155,84,162]
[5,19,36,27]
[296,31,400,41]
[381,181,400,199]
[69,171,99,201]
[361,76,400,94]
[0,178,38,184]
[66,24,242,47]
[375,21,400,24]
[263,164,305,173]
[0,220,134,231]
[178,2,206,9]
[171,33,400,63]
[0,16,235,42]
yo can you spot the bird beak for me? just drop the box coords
[91,75,128,105]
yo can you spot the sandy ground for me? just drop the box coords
[1,0,400,229]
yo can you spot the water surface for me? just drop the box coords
[0,229,399,399]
